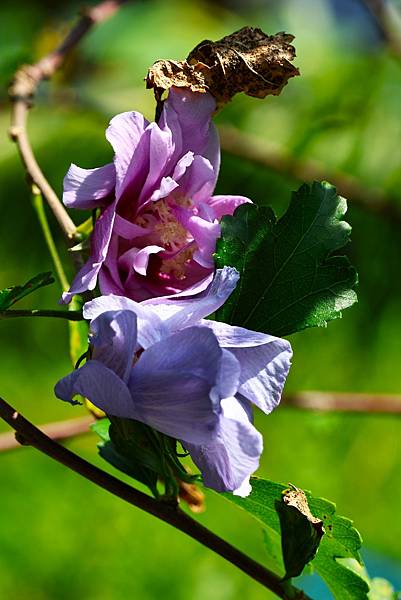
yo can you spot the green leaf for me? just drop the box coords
[222,478,369,600]
[276,485,324,579]
[92,417,160,496]
[0,272,54,310]
[91,418,111,442]
[215,181,358,336]
[92,417,196,498]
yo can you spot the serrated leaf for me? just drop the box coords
[0,272,54,310]
[215,181,358,336]
[222,478,369,600]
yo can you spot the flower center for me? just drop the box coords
[135,198,196,280]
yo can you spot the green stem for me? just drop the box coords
[32,186,70,292]
[0,309,83,321]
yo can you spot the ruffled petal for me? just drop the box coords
[175,208,220,268]
[185,396,263,494]
[149,176,179,201]
[172,151,194,181]
[114,214,151,239]
[116,122,174,209]
[61,202,116,303]
[175,155,216,200]
[90,310,137,382]
[127,327,222,444]
[142,266,239,331]
[106,111,148,195]
[200,321,292,414]
[208,195,252,220]
[160,88,219,187]
[63,163,115,210]
[137,123,174,205]
[133,246,165,276]
[83,295,168,349]
[98,236,125,295]
[55,360,133,417]
[118,245,164,277]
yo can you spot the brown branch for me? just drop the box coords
[0,396,309,600]
[2,388,400,454]
[8,0,129,241]
[362,0,401,63]
[219,125,401,227]
[284,391,401,414]
[0,415,93,452]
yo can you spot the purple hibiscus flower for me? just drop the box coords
[62,88,251,303]
[55,268,292,496]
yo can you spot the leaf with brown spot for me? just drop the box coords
[277,484,325,579]
[222,478,369,599]
[146,26,299,109]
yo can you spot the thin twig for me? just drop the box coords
[0,396,308,600]
[362,0,401,63]
[219,125,401,226]
[8,0,129,242]
[285,391,401,414]
[1,389,399,455]
[0,309,83,321]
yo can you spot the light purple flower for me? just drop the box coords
[55,268,292,495]
[62,88,251,303]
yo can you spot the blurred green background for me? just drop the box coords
[1,0,401,598]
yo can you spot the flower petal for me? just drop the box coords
[63,163,115,210]
[61,202,116,303]
[171,151,194,181]
[114,214,151,239]
[83,295,168,349]
[90,310,137,382]
[55,360,133,417]
[175,155,216,200]
[185,396,263,494]
[128,327,222,444]
[161,88,218,165]
[142,266,239,331]
[137,123,174,205]
[175,208,220,268]
[133,246,165,276]
[209,195,252,220]
[200,321,292,414]
[149,176,179,201]
[106,111,148,194]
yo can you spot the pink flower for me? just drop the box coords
[62,88,251,302]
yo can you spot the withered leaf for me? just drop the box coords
[276,484,325,579]
[146,26,299,109]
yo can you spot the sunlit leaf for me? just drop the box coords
[215,181,358,336]
[222,478,369,599]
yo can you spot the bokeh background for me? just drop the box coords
[1,0,401,598]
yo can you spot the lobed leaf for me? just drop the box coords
[215,181,358,336]
[222,477,369,599]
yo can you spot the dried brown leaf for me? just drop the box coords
[146,26,299,109]
[283,485,325,530]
